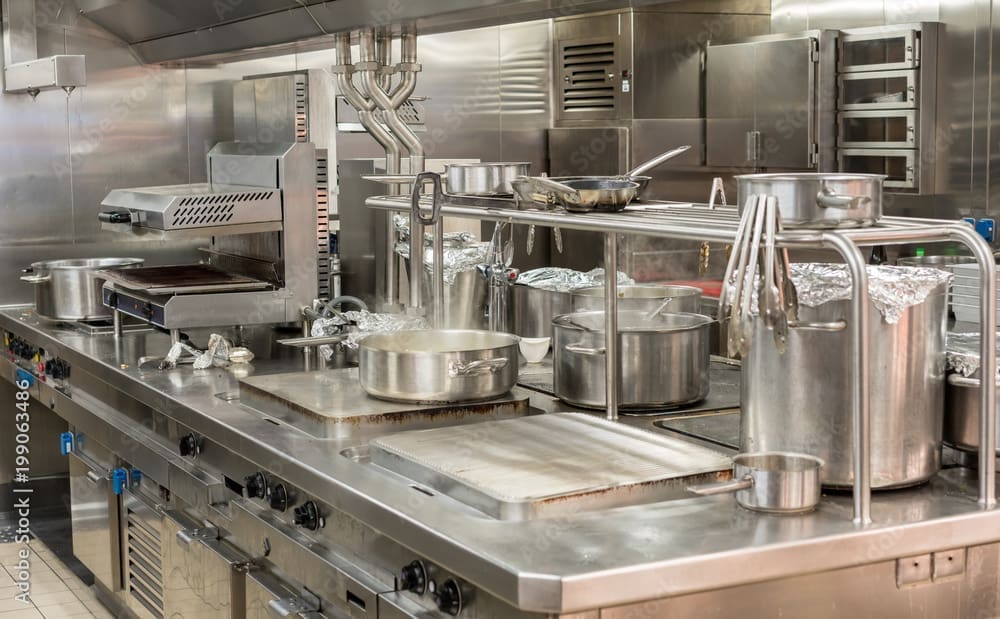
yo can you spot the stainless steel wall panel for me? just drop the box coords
[771,0,809,31]
[65,29,190,243]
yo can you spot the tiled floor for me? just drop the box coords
[0,539,113,619]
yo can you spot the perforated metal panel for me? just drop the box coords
[102,184,282,231]
[123,492,164,619]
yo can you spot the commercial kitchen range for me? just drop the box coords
[6,0,1000,618]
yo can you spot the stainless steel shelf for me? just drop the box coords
[366,190,999,526]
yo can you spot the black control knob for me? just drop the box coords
[269,483,289,512]
[433,579,462,616]
[178,434,202,457]
[399,560,426,595]
[244,472,267,500]
[292,501,323,531]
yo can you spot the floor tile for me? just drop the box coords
[0,608,44,618]
[28,590,78,608]
[38,601,89,618]
[0,597,34,613]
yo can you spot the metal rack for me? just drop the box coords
[366,188,998,526]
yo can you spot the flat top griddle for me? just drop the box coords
[369,412,732,520]
[99,264,273,295]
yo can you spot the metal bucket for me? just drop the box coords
[741,275,949,489]
[945,374,1000,455]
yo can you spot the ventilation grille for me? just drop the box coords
[560,40,616,113]
[295,77,309,142]
[315,154,331,299]
[125,506,164,619]
[169,190,276,228]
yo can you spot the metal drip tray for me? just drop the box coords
[369,412,732,520]
[237,368,529,440]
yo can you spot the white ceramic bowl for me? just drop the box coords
[519,336,550,363]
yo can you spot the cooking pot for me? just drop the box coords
[741,265,949,489]
[572,284,702,315]
[21,257,144,321]
[735,173,884,228]
[945,374,1000,455]
[687,452,823,514]
[552,310,712,410]
[445,162,530,196]
[358,330,519,403]
[513,284,573,339]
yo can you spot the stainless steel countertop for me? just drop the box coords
[4,306,999,613]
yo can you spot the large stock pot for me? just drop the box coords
[21,257,144,321]
[741,264,951,489]
[553,310,712,410]
[943,333,1000,455]
[572,284,702,315]
[359,330,519,403]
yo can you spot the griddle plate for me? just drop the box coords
[100,264,271,294]
[370,412,732,520]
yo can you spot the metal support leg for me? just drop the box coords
[169,329,181,345]
[605,233,619,422]
[112,309,123,339]
[946,225,997,506]
[822,233,871,525]
[432,219,444,328]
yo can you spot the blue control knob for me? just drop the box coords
[112,468,129,495]
[59,432,75,456]
[15,368,34,388]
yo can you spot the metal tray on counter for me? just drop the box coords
[99,264,273,295]
[369,412,732,520]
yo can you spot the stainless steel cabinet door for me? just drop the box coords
[69,455,119,592]
[162,515,248,618]
[707,37,817,170]
[706,41,757,169]
[754,37,816,169]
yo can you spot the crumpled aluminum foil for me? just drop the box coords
[393,214,476,246]
[312,310,429,359]
[946,332,1000,378]
[394,241,490,285]
[515,267,634,293]
[787,263,952,324]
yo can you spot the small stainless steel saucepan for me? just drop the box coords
[687,452,823,514]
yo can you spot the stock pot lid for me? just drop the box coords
[786,263,952,324]
[516,267,633,293]
[553,310,713,333]
[947,332,1000,379]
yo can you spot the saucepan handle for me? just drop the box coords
[788,319,847,332]
[816,186,871,210]
[449,358,509,377]
[564,343,606,356]
[687,476,754,496]
[412,172,444,225]
[20,273,50,284]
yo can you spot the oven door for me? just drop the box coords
[69,452,120,592]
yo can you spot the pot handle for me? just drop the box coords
[20,273,50,284]
[687,476,754,496]
[816,187,872,210]
[788,319,847,332]
[948,374,989,388]
[412,172,444,225]
[564,343,606,356]
[448,358,509,377]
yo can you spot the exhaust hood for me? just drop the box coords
[77,0,680,63]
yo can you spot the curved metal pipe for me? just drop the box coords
[336,31,403,308]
